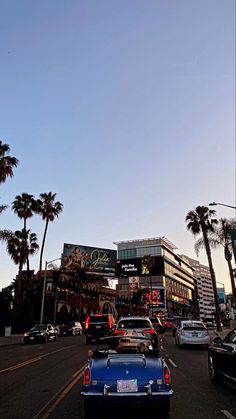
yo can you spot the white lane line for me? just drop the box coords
[167,358,177,368]
[161,345,164,350]
[221,410,236,419]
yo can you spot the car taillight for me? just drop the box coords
[143,328,156,334]
[84,368,91,385]
[164,367,171,385]
[108,316,112,329]
[113,329,126,335]
[84,316,90,329]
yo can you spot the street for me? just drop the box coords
[0,332,235,419]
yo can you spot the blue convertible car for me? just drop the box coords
[81,335,173,418]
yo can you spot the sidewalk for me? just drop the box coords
[208,320,236,341]
[0,334,23,347]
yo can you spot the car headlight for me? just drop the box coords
[24,333,29,337]
[40,332,45,336]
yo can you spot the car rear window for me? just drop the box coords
[182,323,205,331]
[117,320,151,329]
[89,315,111,323]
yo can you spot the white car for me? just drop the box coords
[72,322,82,335]
[175,320,210,347]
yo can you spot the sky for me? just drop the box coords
[0,0,235,292]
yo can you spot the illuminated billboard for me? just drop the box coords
[116,257,164,277]
[142,287,166,309]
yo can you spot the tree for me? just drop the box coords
[185,205,221,331]
[12,193,36,229]
[5,229,39,274]
[0,140,19,184]
[195,218,236,304]
[12,193,37,270]
[36,193,63,271]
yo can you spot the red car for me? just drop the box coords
[162,318,176,330]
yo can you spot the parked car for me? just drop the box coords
[58,322,82,336]
[83,314,116,345]
[162,317,175,331]
[175,320,210,348]
[113,316,158,346]
[208,327,236,390]
[24,324,58,344]
[81,335,173,418]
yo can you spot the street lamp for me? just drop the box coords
[40,258,62,324]
[209,202,236,210]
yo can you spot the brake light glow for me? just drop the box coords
[164,367,171,385]
[143,328,156,334]
[84,316,90,329]
[84,368,91,385]
[113,329,126,335]
[108,316,112,329]
[95,314,102,317]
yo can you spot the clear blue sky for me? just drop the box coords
[0,0,235,291]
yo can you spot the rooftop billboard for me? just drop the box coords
[62,243,117,276]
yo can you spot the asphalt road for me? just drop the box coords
[0,333,235,419]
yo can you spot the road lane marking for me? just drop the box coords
[167,358,177,368]
[34,364,86,419]
[0,345,76,374]
[0,356,42,373]
[221,411,236,419]
[160,345,164,350]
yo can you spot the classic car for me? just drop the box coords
[208,327,236,390]
[81,335,173,418]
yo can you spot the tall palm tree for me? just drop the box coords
[12,193,36,229]
[5,228,39,274]
[36,192,63,271]
[185,206,221,330]
[195,218,236,303]
[0,140,19,184]
[12,193,37,271]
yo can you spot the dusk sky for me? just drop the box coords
[0,1,235,291]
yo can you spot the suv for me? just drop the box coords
[83,314,116,345]
[113,316,158,345]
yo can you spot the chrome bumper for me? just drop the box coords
[81,390,174,397]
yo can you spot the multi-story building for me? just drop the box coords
[182,256,216,321]
[114,237,196,317]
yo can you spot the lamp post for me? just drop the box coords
[209,202,236,210]
[40,258,62,324]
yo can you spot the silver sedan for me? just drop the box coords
[175,320,210,347]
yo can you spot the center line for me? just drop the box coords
[221,410,236,419]
[168,358,177,368]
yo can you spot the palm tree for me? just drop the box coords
[36,192,63,271]
[0,140,19,184]
[185,205,221,331]
[5,229,39,274]
[12,193,36,229]
[12,193,37,271]
[195,218,236,304]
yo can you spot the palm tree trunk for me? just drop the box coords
[39,220,49,272]
[202,228,221,331]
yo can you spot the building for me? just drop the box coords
[114,237,196,317]
[182,256,216,321]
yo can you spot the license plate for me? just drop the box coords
[192,333,198,336]
[30,337,34,340]
[96,325,101,329]
[117,379,138,393]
